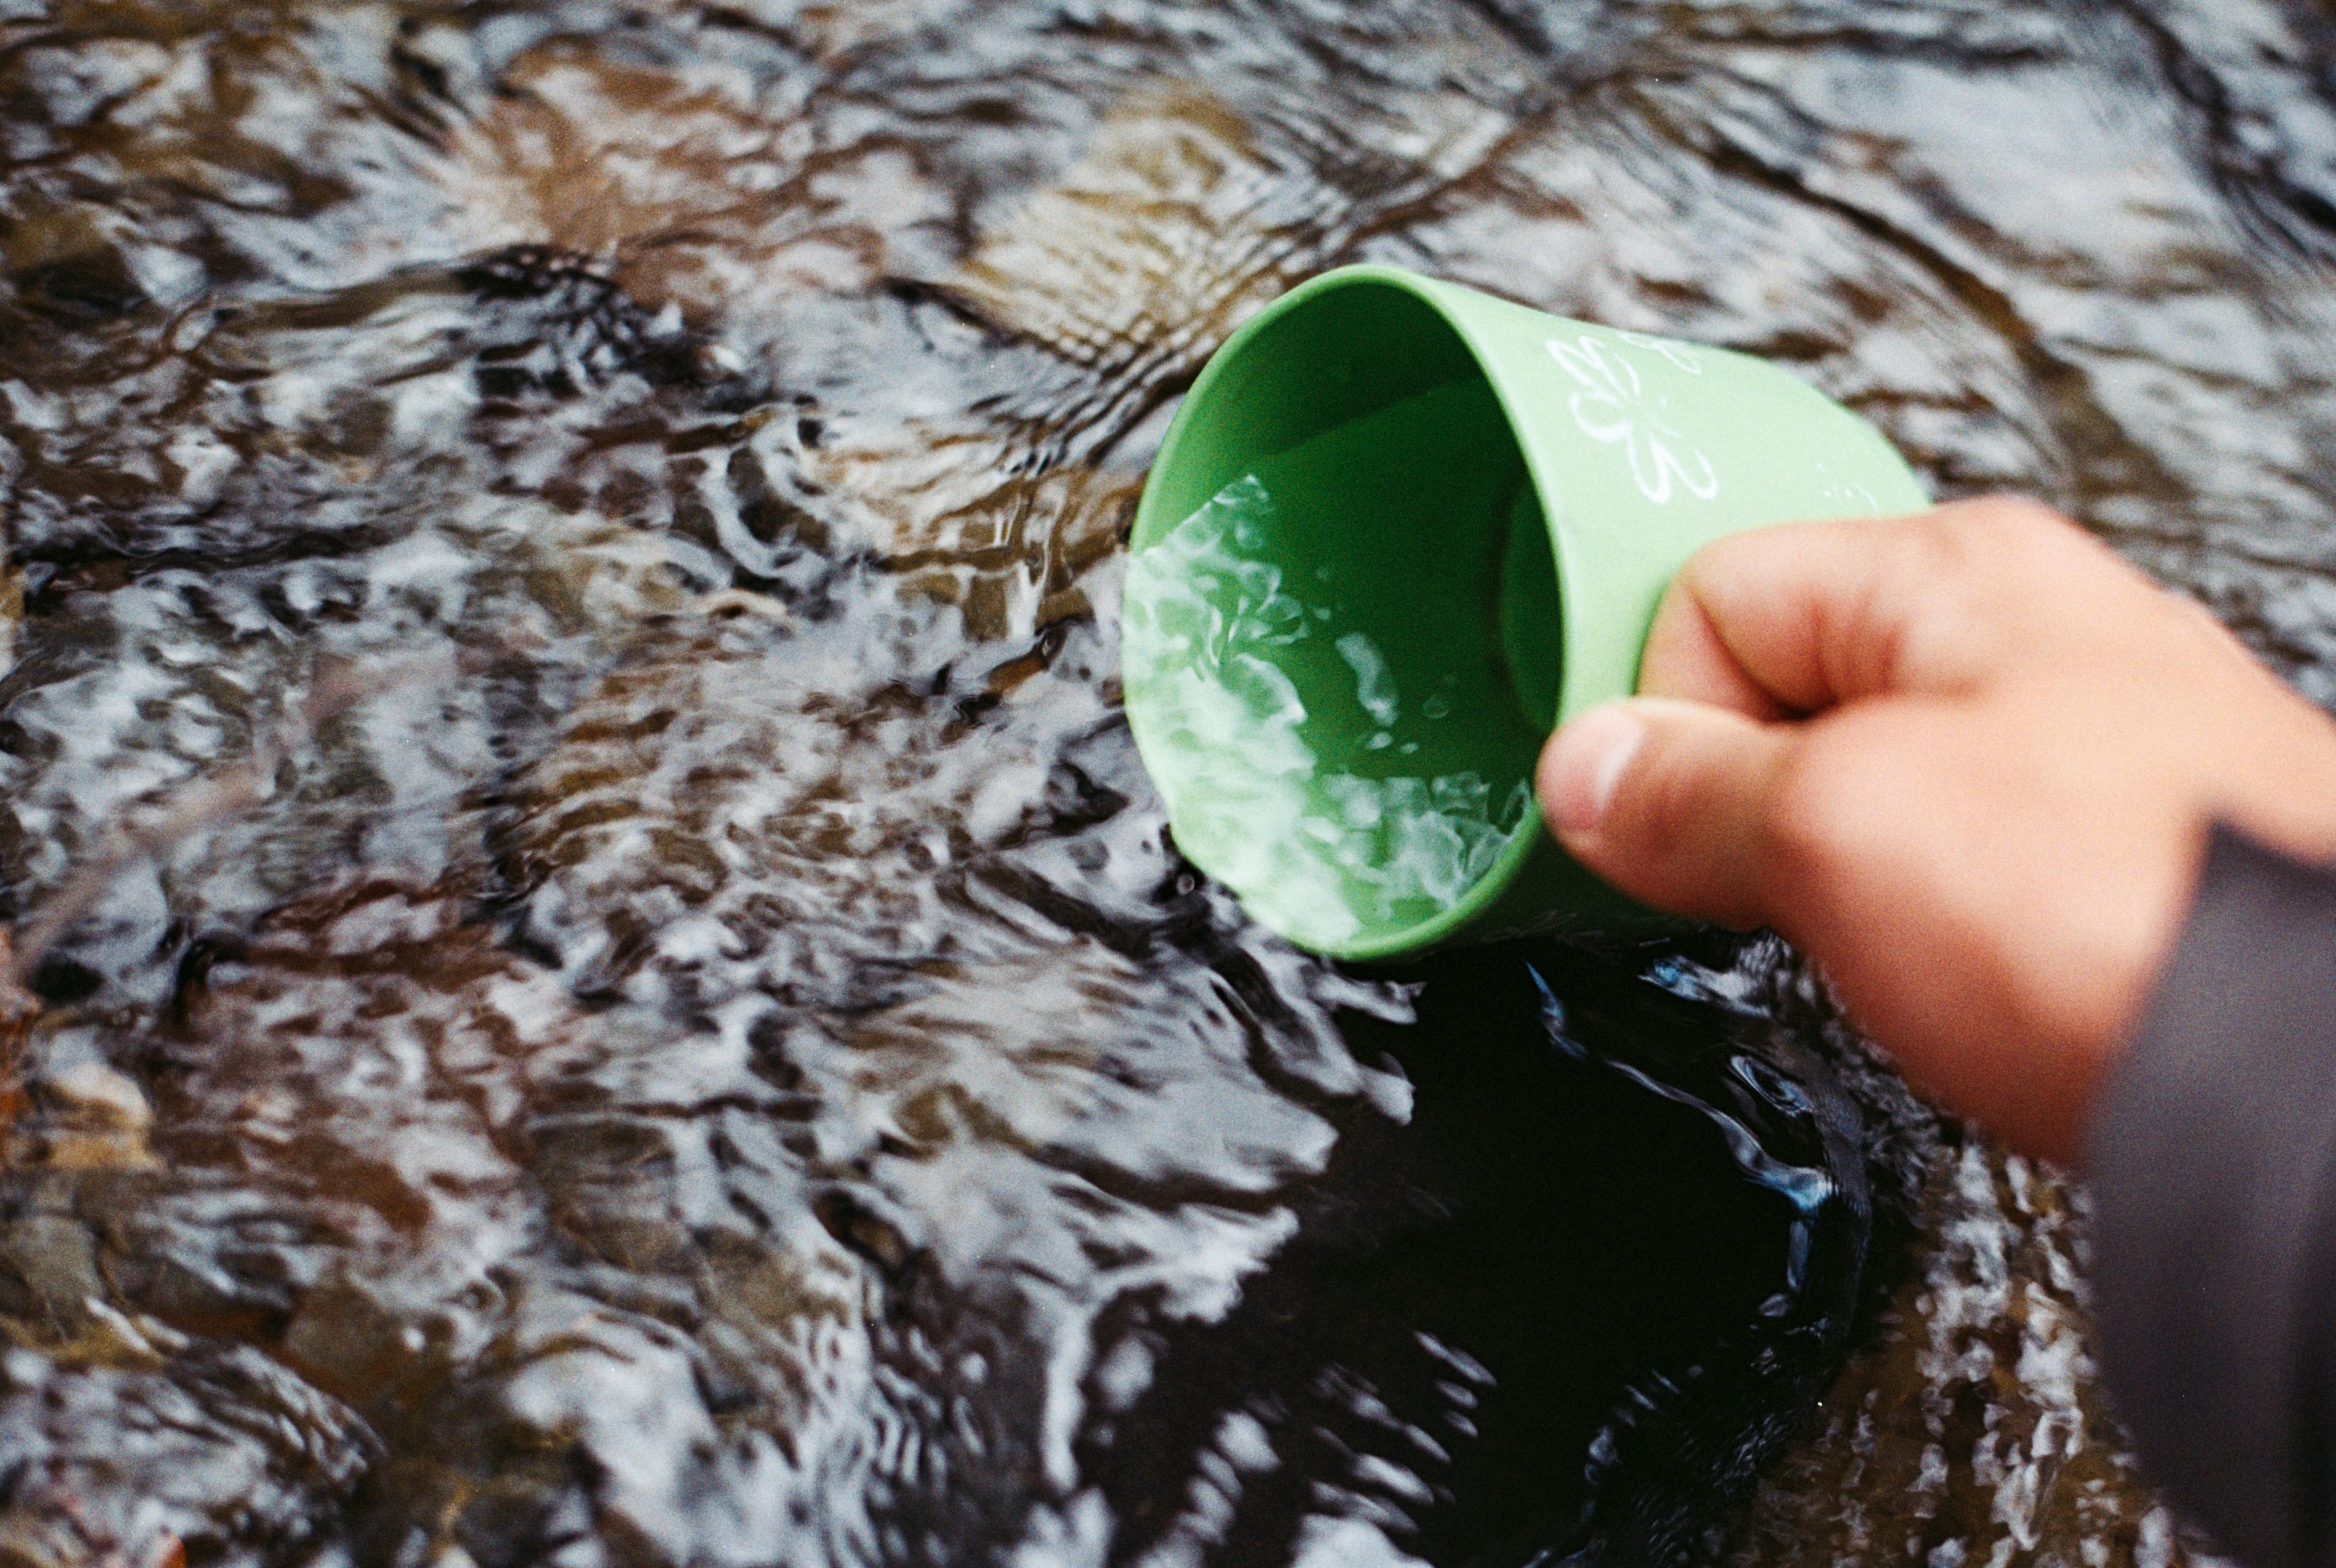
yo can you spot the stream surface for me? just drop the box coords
[0,2,2330,1565]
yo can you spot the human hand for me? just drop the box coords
[1538,498,2336,1163]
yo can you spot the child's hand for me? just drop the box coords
[1539,499,2336,1163]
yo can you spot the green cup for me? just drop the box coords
[1122,264,1925,961]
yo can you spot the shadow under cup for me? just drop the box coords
[1123,279,1565,961]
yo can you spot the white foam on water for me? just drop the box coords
[1337,633,1400,727]
[1124,475,1531,950]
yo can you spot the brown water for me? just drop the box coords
[0,2,2324,1564]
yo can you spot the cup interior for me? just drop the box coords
[1124,278,1563,957]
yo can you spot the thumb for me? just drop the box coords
[1538,698,1800,929]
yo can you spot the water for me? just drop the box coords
[1121,473,1531,951]
[0,1,2326,1565]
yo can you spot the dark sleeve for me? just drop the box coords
[2089,825,2336,1568]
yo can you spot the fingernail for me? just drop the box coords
[1544,705,1647,836]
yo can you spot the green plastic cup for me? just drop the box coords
[1122,263,1925,961]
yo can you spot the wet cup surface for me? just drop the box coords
[1123,264,1926,960]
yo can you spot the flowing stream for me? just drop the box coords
[2,2,2330,1564]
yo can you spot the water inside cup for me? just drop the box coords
[1122,379,1560,952]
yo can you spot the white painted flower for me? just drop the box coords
[1546,334,1721,505]
[1813,461,1883,514]
[1613,328,1707,375]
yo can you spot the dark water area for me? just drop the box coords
[0,1,2328,1564]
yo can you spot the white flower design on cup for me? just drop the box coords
[1613,328,1707,376]
[1547,334,1721,506]
[1814,461,1881,513]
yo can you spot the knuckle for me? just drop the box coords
[1931,496,2088,570]
[1968,494,2074,538]
[1892,499,2103,674]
